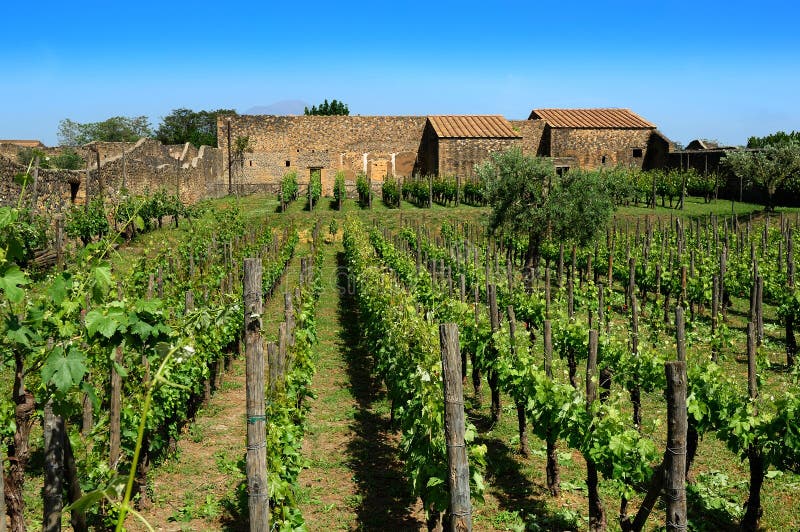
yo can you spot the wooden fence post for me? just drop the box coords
[439,323,472,531]
[664,360,688,532]
[587,330,607,532]
[0,439,5,532]
[54,215,64,269]
[508,306,528,456]
[543,320,560,496]
[244,258,269,531]
[43,399,64,532]
[675,306,686,363]
[487,284,501,424]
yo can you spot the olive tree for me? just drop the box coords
[724,142,800,211]
[478,148,614,285]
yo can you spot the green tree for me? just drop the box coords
[52,148,85,170]
[57,116,152,145]
[724,142,800,211]
[478,148,553,272]
[546,169,614,246]
[304,99,350,116]
[155,108,237,147]
[748,130,800,148]
[478,148,613,276]
[16,147,51,168]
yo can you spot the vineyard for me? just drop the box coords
[2,182,800,531]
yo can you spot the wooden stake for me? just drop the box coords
[244,258,269,531]
[43,399,64,532]
[664,361,688,532]
[439,323,472,531]
[587,330,606,532]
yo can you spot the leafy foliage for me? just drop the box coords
[333,170,346,209]
[155,108,237,147]
[58,116,153,145]
[748,130,800,148]
[724,143,800,210]
[65,198,110,245]
[303,99,349,116]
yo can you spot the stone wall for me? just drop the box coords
[509,120,546,156]
[1,138,224,209]
[549,127,654,169]
[0,154,81,211]
[437,137,520,177]
[92,139,224,204]
[218,115,427,195]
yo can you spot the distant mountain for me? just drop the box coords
[244,100,309,116]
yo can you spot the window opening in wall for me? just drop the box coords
[633,148,643,158]
[249,160,253,166]
[286,160,291,167]
[556,166,570,176]
[601,155,607,164]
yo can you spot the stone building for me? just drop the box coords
[219,108,670,193]
[516,108,670,173]
[217,115,427,195]
[419,116,522,177]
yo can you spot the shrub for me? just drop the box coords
[280,171,298,211]
[66,198,109,246]
[308,171,322,210]
[333,171,346,210]
[382,177,400,208]
[52,148,85,170]
[356,173,370,207]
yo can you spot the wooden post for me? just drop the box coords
[508,306,528,456]
[43,399,64,532]
[110,346,122,469]
[285,292,295,347]
[472,283,482,405]
[268,342,278,393]
[675,306,686,363]
[54,215,64,269]
[30,157,40,212]
[439,323,472,531]
[756,276,764,345]
[664,361,688,532]
[742,321,764,531]
[243,258,269,531]
[543,319,560,496]
[586,330,606,532]
[0,439,5,532]
[488,284,501,424]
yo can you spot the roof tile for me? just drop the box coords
[427,115,520,138]
[528,109,655,129]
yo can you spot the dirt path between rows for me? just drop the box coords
[296,246,425,530]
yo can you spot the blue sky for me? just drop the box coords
[2,0,798,147]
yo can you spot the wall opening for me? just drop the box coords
[285,160,291,167]
[556,166,570,176]
[601,155,607,164]
[633,148,643,158]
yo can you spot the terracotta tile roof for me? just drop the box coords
[528,109,655,129]
[0,140,45,147]
[427,115,520,138]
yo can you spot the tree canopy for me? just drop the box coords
[747,130,800,149]
[304,99,349,116]
[155,108,237,147]
[57,116,152,146]
[477,147,614,273]
[724,142,800,211]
